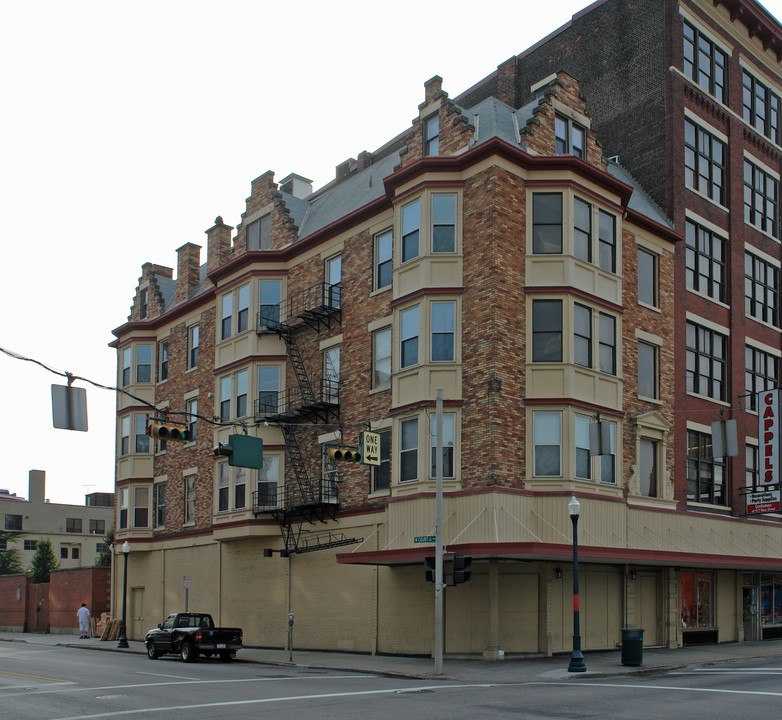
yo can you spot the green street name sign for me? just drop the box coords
[414,536,436,543]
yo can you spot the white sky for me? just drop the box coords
[2,0,781,505]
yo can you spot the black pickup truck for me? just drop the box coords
[145,613,243,662]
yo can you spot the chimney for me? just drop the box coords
[278,174,313,199]
[29,469,45,505]
[175,243,202,302]
[424,75,444,105]
[206,216,233,272]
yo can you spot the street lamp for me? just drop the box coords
[117,541,130,649]
[567,496,586,673]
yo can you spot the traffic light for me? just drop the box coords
[453,555,472,584]
[213,434,263,469]
[424,556,436,583]
[147,422,191,443]
[328,446,361,462]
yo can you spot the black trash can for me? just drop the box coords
[621,628,644,666]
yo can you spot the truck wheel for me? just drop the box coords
[181,642,196,663]
[219,651,231,662]
[146,642,159,660]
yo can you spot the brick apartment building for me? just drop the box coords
[111,0,782,656]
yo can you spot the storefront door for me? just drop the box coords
[743,585,759,641]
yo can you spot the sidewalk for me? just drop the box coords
[2,631,782,683]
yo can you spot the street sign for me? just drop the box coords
[747,489,781,515]
[360,431,381,466]
[414,536,436,543]
[182,576,191,589]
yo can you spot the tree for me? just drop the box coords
[0,530,24,576]
[94,525,114,567]
[30,538,59,583]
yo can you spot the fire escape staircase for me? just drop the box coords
[252,281,362,554]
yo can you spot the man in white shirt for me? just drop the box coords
[77,603,91,639]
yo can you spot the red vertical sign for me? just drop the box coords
[759,389,780,486]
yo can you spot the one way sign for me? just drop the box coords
[359,431,381,466]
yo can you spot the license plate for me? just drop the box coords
[217,643,226,649]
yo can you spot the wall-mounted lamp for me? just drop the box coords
[629,568,637,581]
[263,548,291,558]
[555,567,563,579]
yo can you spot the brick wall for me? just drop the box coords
[49,566,110,634]
[0,573,27,631]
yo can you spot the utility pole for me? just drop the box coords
[434,387,444,674]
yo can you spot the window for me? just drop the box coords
[686,321,727,401]
[402,199,421,262]
[372,430,391,492]
[574,415,592,480]
[400,418,419,482]
[133,486,149,528]
[532,299,562,362]
[71,547,80,560]
[598,313,616,375]
[432,195,456,253]
[372,328,392,389]
[743,70,780,143]
[257,366,280,416]
[638,342,659,400]
[687,430,726,505]
[121,347,131,387]
[4,514,22,531]
[24,540,37,551]
[139,288,148,319]
[325,255,341,308]
[154,482,166,528]
[188,325,199,369]
[532,193,562,254]
[573,304,592,367]
[681,570,714,629]
[237,284,250,333]
[246,213,271,250]
[400,306,420,368]
[234,466,246,510]
[599,420,617,484]
[374,229,393,290]
[135,414,149,454]
[119,487,129,530]
[259,279,282,327]
[685,219,726,302]
[221,293,232,340]
[746,345,779,412]
[60,547,68,559]
[424,114,439,156]
[430,413,455,478]
[745,252,779,326]
[555,113,586,157]
[747,444,759,489]
[744,159,779,237]
[0,540,5,550]
[186,398,198,442]
[640,439,658,496]
[598,210,616,272]
[324,346,340,404]
[637,249,658,307]
[89,519,105,535]
[431,301,455,362]
[217,463,247,512]
[218,463,229,512]
[236,369,248,418]
[683,21,727,103]
[220,375,232,422]
[120,416,130,456]
[96,542,106,554]
[256,454,280,508]
[684,119,726,205]
[184,475,196,524]
[574,197,591,262]
[760,574,782,627]
[534,411,561,476]
[158,340,168,382]
[66,518,82,534]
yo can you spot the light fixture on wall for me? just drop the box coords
[629,568,637,581]
[555,567,563,579]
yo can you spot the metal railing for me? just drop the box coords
[256,282,341,332]
[253,380,340,421]
[252,478,339,513]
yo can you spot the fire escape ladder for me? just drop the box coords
[281,425,316,505]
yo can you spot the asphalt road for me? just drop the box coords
[3,641,782,719]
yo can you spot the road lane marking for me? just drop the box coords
[530,680,782,697]
[135,672,198,680]
[0,669,70,683]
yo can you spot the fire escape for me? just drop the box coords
[252,281,362,554]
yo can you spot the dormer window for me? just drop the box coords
[247,213,271,250]
[139,288,148,319]
[555,114,586,158]
[424,114,439,156]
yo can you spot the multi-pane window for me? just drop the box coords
[139,288,148,319]
[256,454,280,508]
[746,444,759,489]
[134,414,149,454]
[220,376,231,422]
[234,467,246,510]
[424,114,439,156]
[681,570,714,629]
[221,293,233,340]
[219,371,248,421]
[120,415,130,456]
[71,547,80,560]
[637,248,658,307]
[133,486,149,528]
[24,540,37,551]
[532,299,562,362]
[246,213,271,250]
[683,20,727,103]
[743,70,780,143]
[640,439,658,497]
[402,200,421,262]
[598,210,616,272]
[121,348,131,387]
[400,418,419,482]
[532,193,563,254]
[599,313,616,375]
[400,306,419,368]
[375,229,393,290]
[184,475,196,524]
[136,344,152,383]
[574,304,592,368]
[237,284,250,333]
[687,430,726,505]
[431,302,455,362]
[685,219,726,302]
[259,279,282,326]
[686,321,727,401]
[430,413,455,478]
[119,487,129,530]
[186,399,197,442]
[325,255,341,308]
[218,463,230,512]
[574,197,591,261]
[432,194,456,253]
[744,159,779,237]
[257,366,280,416]
[575,414,591,480]
[4,514,22,531]
[236,370,248,418]
[60,547,68,559]
[158,340,168,382]
[684,119,726,205]
[745,252,780,326]
[638,342,659,400]
[533,411,561,476]
[599,420,617,484]
[372,328,392,389]
[745,345,779,412]
[371,430,391,492]
[188,325,199,369]
[89,519,105,535]
[555,113,586,157]
[324,346,340,403]
[154,482,166,528]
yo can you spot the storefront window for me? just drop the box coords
[760,574,782,626]
[681,570,713,628]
